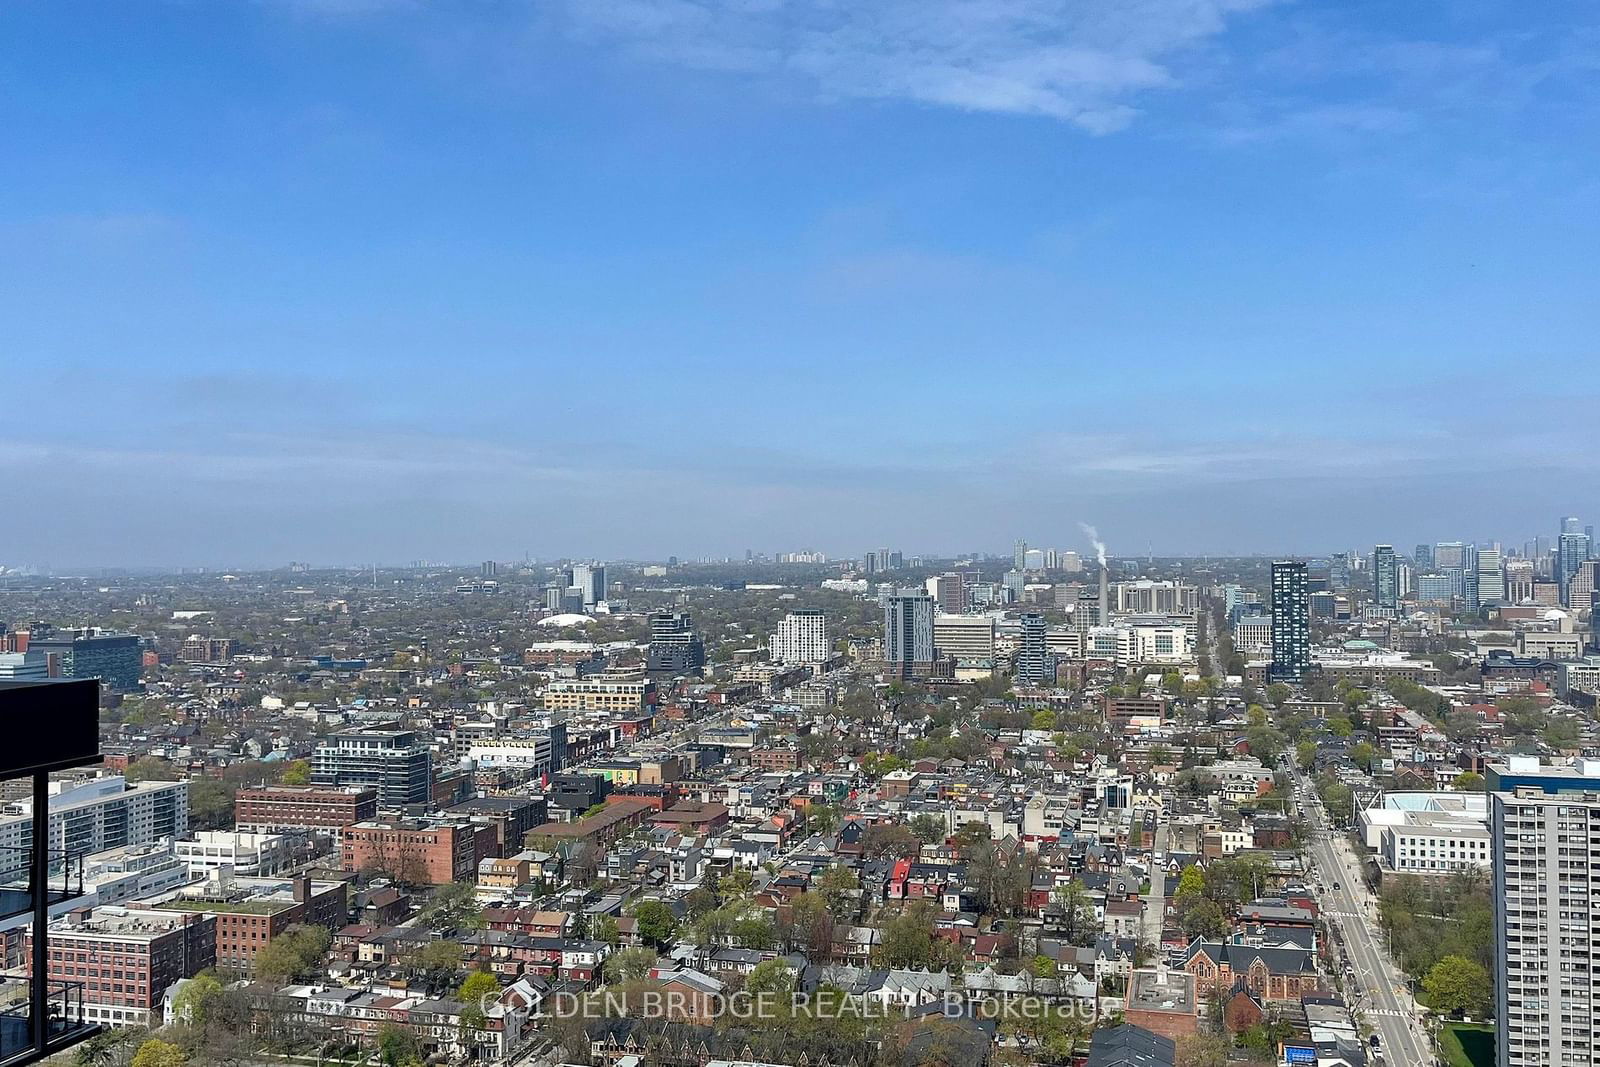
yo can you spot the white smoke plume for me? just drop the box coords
[1078,522,1108,568]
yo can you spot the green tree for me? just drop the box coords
[632,899,679,946]
[131,1040,185,1067]
[1423,954,1491,1018]
[1320,780,1353,823]
[592,914,620,945]
[421,881,485,929]
[1175,1033,1228,1067]
[815,865,860,913]
[863,821,921,859]
[170,973,223,1025]
[1443,709,1481,742]
[1245,723,1286,764]
[1543,716,1581,749]
[732,912,777,950]
[1499,696,1547,738]
[457,969,501,1005]
[909,813,946,845]
[718,868,754,898]
[1051,880,1096,947]
[1350,741,1377,773]
[603,946,657,984]
[375,1024,421,1067]
[805,803,840,835]
[1327,715,1354,738]
[745,959,797,998]
[1205,853,1271,905]
[783,892,835,956]
[1174,864,1206,899]
[74,1028,144,1067]
[278,759,312,786]
[125,756,178,782]
[1265,682,1291,707]
[1452,771,1485,791]
[187,778,236,830]
[412,937,464,978]
[872,902,963,971]
[456,970,500,1031]
[253,924,332,982]
[1180,897,1227,939]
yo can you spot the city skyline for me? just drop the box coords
[4,527,1598,574]
[5,1,1600,565]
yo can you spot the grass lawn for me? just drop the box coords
[1439,1022,1494,1067]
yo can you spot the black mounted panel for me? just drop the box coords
[0,680,101,778]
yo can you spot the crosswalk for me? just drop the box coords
[1365,1009,1406,1017]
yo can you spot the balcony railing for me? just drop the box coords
[0,846,85,923]
[0,982,96,1066]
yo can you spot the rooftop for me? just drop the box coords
[154,896,293,915]
[1126,968,1196,1014]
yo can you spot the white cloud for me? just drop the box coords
[563,0,1272,131]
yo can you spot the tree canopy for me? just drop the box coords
[1423,954,1491,1018]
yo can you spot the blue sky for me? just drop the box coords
[3,0,1599,567]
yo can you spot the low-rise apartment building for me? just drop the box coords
[151,874,348,973]
[25,905,217,1028]
[234,785,378,842]
[342,820,482,885]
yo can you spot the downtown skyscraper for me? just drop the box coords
[1558,531,1591,604]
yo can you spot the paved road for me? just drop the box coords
[1292,766,1434,1066]
[1142,818,1167,949]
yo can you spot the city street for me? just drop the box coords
[1293,766,1434,1066]
[1143,818,1168,949]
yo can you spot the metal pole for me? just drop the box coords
[31,769,49,1056]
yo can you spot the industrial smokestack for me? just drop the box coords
[1099,561,1109,624]
[1079,522,1110,624]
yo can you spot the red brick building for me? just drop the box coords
[235,785,378,840]
[1222,983,1267,1034]
[751,748,799,771]
[1123,969,1200,1043]
[342,820,480,885]
[154,876,349,973]
[27,907,217,1028]
[1183,941,1322,1001]
[648,802,731,834]
[526,799,655,848]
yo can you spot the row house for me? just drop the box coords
[482,907,573,938]
[886,859,964,901]
[264,978,546,1062]
[460,930,565,980]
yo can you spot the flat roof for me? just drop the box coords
[155,897,294,915]
[1127,968,1196,1013]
